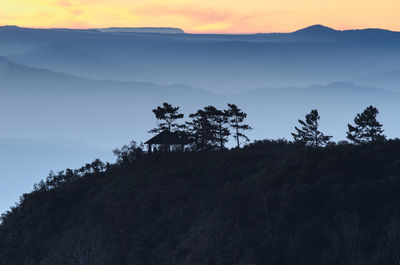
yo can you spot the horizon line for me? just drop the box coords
[1,24,398,35]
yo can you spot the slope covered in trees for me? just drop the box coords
[1,140,400,265]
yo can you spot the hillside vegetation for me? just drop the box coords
[1,140,400,265]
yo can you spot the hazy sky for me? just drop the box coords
[0,0,399,33]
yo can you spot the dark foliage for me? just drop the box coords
[227,104,251,148]
[185,106,231,151]
[149,103,184,133]
[113,141,144,164]
[347,105,386,144]
[2,141,400,264]
[205,106,231,151]
[186,108,217,151]
[292,109,332,147]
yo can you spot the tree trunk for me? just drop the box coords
[236,127,240,148]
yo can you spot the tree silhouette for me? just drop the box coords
[227,104,251,148]
[347,105,385,144]
[149,102,184,133]
[291,109,332,147]
[186,108,216,151]
[113,141,143,164]
[204,106,230,150]
[186,106,234,151]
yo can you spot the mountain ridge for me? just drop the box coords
[3,23,400,93]
[0,56,215,96]
[2,24,399,34]
[97,27,185,34]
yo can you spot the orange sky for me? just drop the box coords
[0,0,399,33]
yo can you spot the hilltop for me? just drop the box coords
[1,140,400,264]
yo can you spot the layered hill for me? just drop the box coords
[2,25,400,92]
[1,55,400,155]
[2,141,400,265]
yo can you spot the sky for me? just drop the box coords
[0,0,399,34]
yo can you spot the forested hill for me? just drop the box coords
[2,141,400,265]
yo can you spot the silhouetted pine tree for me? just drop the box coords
[204,106,231,150]
[227,104,251,148]
[291,109,332,147]
[149,102,184,133]
[186,109,216,151]
[347,105,385,144]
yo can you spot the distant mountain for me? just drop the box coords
[292,24,337,37]
[352,71,400,92]
[1,56,399,145]
[8,42,120,80]
[97,27,185,34]
[2,25,400,92]
[0,56,213,96]
[0,56,221,147]
[294,24,336,33]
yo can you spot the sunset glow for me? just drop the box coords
[1,0,400,33]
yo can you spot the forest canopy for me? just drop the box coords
[2,139,400,265]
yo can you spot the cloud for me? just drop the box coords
[3,0,400,33]
[134,5,235,24]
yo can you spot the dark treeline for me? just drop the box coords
[0,103,399,265]
[149,103,387,150]
[149,103,251,151]
[14,103,387,198]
